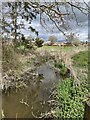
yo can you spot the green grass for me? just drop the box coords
[37,45,75,52]
[54,78,88,118]
[72,51,88,68]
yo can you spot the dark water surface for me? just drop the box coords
[2,63,60,118]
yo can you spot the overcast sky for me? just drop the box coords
[21,9,88,42]
[2,1,89,42]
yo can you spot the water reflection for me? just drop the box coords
[2,63,60,118]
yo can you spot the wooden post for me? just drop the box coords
[83,100,90,120]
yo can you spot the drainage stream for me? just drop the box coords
[2,61,70,118]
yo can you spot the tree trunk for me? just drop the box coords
[13,2,18,44]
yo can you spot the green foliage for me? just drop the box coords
[35,38,44,47]
[15,36,34,53]
[54,61,63,68]
[21,35,34,49]
[60,67,68,76]
[72,51,88,68]
[54,78,88,118]
[54,61,68,76]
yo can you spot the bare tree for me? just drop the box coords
[66,32,80,46]
[29,1,88,34]
[1,1,88,43]
[2,2,39,44]
[48,35,57,45]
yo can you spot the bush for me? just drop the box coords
[17,40,34,49]
[60,66,68,76]
[54,61,63,68]
[54,61,68,76]
[2,43,20,73]
[35,38,44,47]
[23,39,34,49]
[15,35,34,50]
[54,78,88,118]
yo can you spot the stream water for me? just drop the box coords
[2,63,60,118]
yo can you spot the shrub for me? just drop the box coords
[15,35,34,50]
[35,38,44,47]
[2,43,20,73]
[60,66,68,76]
[54,61,63,68]
[54,61,68,76]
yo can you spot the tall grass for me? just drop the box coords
[2,42,20,73]
[2,42,36,75]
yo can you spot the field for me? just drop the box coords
[37,45,85,52]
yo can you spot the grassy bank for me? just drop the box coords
[37,45,87,52]
[37,46,74,53]
[3,43,87,74]
[72,50,88,68]
[54,50,88,118]
[54,78,88,118]
[2,43,36,76]
[2,43,88,118]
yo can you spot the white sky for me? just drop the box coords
[0,0,90,2]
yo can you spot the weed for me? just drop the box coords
[54,78,88,118]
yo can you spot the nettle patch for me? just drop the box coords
[54,78,88,118]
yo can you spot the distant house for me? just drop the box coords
[43,40,82,47]
[52,42,59,46]
[81,41,89,46]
